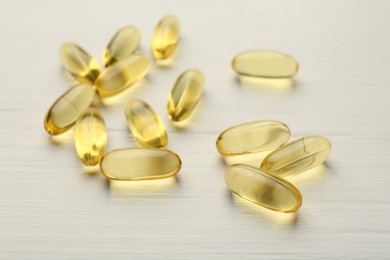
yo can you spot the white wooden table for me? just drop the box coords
[1,0,389,259]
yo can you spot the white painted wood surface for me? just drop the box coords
[1,0,389,259]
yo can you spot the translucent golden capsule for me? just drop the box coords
[44,84,95,135]
[232,50,299,78]
[74,108,107,166]
[167,69,204,122]
[95,54,150,98]
[261,136,332,177]
[225,164,302,213]
[216,120,290,156]
[125,99,167,148]
[100,148,181,181]
[59,43,100,85]
[103,25,141,67]
[151,15,180,60]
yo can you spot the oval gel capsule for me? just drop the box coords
[167,69,204,122]
[151,15,180,60]
[59,43,100,85]
[216,120,290,156]
[125,99,168,148]
[261,136,332,177]
[103,25,141,67]
[232,50,299,78]
[74,108,107,166]
[95,54,150,98]
[100,148,181,180]
[225,164,302,213]
[44,84,95,135]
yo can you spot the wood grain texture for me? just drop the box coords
[1,0,390,259]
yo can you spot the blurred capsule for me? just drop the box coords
[74,108,107,166]
[232,50,299,78]
[125,99,167,148]
[103,25,141,67]
[44,84,95,135]
[59,43,100,84]
[95,54,150,98]
[167,69,204,122]
[151,15,180,60]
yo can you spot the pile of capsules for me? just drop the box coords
[216,121,332,213]
[43,15,331,214]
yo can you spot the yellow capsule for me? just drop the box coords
[216,120,290,156]
[167,69,204,122]
[232,50,299,78]
[44,84,95,135]
[103,25,141,67]
[225,164,302,213]
[59,43,100,85]
[74,108,107,166]
[151,15,180,60]
[95,54,150,98]
[125,99,167,149]
[100,148,181,181]
[261,136,332,177]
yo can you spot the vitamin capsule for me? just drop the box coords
[103,25,141,67]
[100,148,181,180]
[74,108,107,166]
[167,69,204,122]
[125,99,167,148]
[59,43,100,85]
[44,84,95,135]
[216,120,290,156]
[95,54,150,98]
[151,15,180,60]
[261,136,332,177]
[225,164,302,213]
[232,50,299,78]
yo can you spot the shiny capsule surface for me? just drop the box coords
[59,43,100,85]
[125,99,167,148]
[44,84,95,135]
[232,50,299,78]
[216,120,290,156]
[74,108,107,166]
[100,148,181,180]
[225,164,302,213]
[151,15,180,60]
[95,54,150,98]
[103,25,141,67]
[167,69,204,122]
[261,136,332,177]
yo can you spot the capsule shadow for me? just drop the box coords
[227,191,299,226]
[236,75,295,91]
[108,176,178,196]
[80,164,100,176]
[49,128,74,145]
